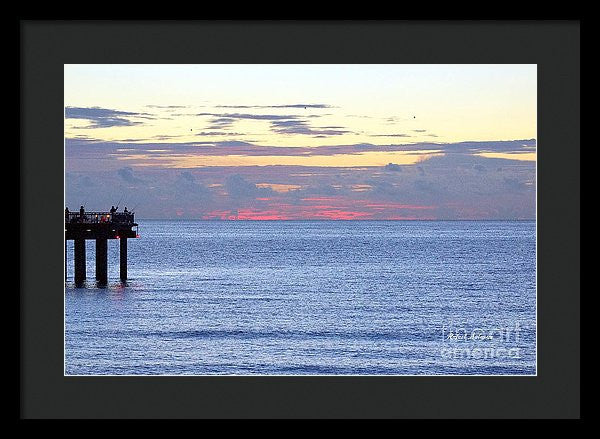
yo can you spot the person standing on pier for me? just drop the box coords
[79,205,85,222]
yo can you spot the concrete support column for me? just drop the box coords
[96,238,108,286]
[120,237,127,281]
[74,238,86,287]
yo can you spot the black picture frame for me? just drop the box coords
[21,20,580,419]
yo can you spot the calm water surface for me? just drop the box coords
[65,220,536,375]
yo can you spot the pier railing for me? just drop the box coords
[65,211,135,225]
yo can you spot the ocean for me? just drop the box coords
[65,220,536,375]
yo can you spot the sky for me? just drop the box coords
[65,64,536,220]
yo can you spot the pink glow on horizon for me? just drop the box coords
[300,197,339,202]
[309,210,374,220]
[200,196,439,220]
[237,209,291,220]
[202,210,232,220]
[363,203,435,210]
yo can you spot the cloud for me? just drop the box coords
[180,171,195,183]
[65,106,152,128]
[224,174,273,200]
[117,167,144,184]
[503,177,527,192]
[418,151,527,168]
[206,140,256,147]
[196,111,350,136]
[195,131,247,136]
[270,119,351,136]
[66,173,96,190]
[413,179,438,193]
[172,171,212,202]
[197,112,303,121]
[205,117,236,129]
[370,134,411,138]
[146,105,188,109]
[198,111,324,131]
[444,140,536,153]
[66,139,537,168]
[215,104,333,109]
[151,134,187,140]
[65,149,536,220]
[79,175,95,187]
[384,163,403,172]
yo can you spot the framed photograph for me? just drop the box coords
[21,20,580,419]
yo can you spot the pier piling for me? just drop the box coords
[74,238,86,286]
[120,237,127,281]
[96,238,108,285]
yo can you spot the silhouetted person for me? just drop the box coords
[110,205,116,214]
[80,205,85,222]
[124,207,128,214]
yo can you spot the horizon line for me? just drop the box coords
[134,218,536,222]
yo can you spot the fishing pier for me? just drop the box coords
[65,209,139,286]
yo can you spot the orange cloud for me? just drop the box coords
[255,183,302,193]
